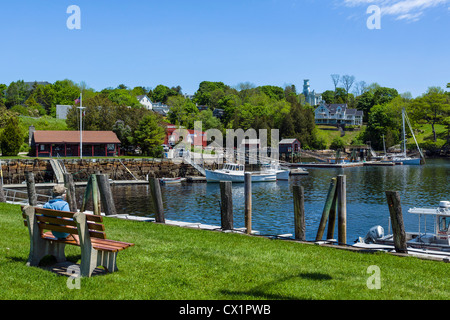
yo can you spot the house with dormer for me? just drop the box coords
[137,95,153,110]
[314,102,363,126]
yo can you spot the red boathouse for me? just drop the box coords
[32,131,121,157]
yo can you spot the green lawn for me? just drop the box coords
[315,125,365,148]
[0,202,448,300]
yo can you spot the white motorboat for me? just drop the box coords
[205,163,277,183]
[261,161,290,180]
[354,201,450,259]
[289,167,309,176]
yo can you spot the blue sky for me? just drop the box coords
[0,0,449,97]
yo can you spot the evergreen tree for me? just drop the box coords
[0,117,24,156]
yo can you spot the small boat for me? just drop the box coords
[289,168,309,175]
[261,162,290,180]
[205,163,277,183]
[160,177,186,185]
[354,201,450,259]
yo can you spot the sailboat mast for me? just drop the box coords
[402,108,407,157]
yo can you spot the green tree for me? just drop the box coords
[330,136,345,150]
[258,85,285,101]
[108,89,140,107]
[0,117,24,156]
[410,87,450,142]
[133,114,166,157]
[194,109,223,131]
[0,84,7,106]
[5,80,29,108]
[151,85,179,104]
[362,104,401,150]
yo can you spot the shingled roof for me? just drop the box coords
[33,131,120,144]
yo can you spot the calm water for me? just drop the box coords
[80,159,450,244]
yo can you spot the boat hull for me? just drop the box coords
[391,157,421,165]
[205,170,277,183]
[276,170,290,181]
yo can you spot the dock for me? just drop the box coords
[289,161,398,168]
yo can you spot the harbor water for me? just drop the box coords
[74,159,450,244]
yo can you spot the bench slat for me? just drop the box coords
[35,215,105,232]
[34,207,103,223]
[37,223,107,239]
[40,232,133,252]
[23,215,105,232]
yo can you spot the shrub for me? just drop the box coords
[330,136,346,150]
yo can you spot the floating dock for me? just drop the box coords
[290,161,398,168]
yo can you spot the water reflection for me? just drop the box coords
[52,159,450,244]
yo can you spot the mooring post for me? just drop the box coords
[149,177,165,223]
[244,173,252,235]
[91,174,101,216]
[63,173,77,212]
[25,171,37,206]
[326,194,338,241]
[315,177,337,241]
[80,174,92,212]
[385,191,408,253]
[293,185,306,241]
[337,175,347,245]
[96,173,117,216]
[0,177,5,203]
[220,181,233,231]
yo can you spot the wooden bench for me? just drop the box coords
[22,205,134,277]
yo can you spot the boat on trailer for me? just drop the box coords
[354,201,450,259]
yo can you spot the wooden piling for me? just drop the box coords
[91,174,101,216]
[80,175,92,213]
[96,174,117,216]
[326,194,338,240]
[25,171,37,206]
[220,181,233,230]
[293,185,306,241]
[385,191,408,253]
[149,177,165,223]
[63,173,77,212]
[315,177,337,241]
[337,175,347,245]
[244,173,252,235]
[0,177,5,203]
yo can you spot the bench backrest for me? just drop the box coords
[22,206,107,240]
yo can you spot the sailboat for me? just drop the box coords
[391,108,424,165]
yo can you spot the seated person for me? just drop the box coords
[43,184,71,239]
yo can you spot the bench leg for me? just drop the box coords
[80,248,118,277]
[27,241,67,267]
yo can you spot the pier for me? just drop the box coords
[290,161,398,168]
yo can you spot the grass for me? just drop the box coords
[0,202,449,300]
[315,125,365,148]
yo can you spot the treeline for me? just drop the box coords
[1,78,449,156]
[168,81,318,149]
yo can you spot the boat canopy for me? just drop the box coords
[408,201,450,216]
[223,163,244,171]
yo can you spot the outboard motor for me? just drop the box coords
[363,226,384,243]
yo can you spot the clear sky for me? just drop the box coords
[0,0,449,97]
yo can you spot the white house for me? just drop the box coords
[314,102,363,126]
[136,95,153,110]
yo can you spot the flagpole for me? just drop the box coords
[77,93,85,159]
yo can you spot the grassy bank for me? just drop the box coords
[0,202,449,300]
